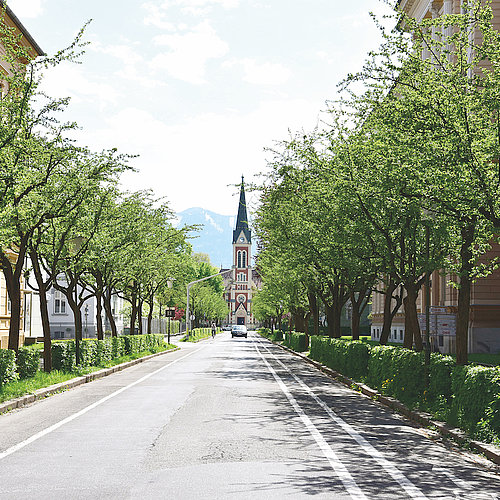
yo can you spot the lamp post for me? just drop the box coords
[422,209,434,387]
[186,269,232,338]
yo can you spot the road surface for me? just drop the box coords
[0,332,499,499]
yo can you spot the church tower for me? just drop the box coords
[229,176,254,326]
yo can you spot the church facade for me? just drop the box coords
[221,177,260,327]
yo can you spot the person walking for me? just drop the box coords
[211,322,216,339]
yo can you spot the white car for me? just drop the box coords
[231,325,247,338]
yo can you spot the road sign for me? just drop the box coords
[165,307,176,318]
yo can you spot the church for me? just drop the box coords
[221,177,260,328]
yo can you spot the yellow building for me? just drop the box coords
[0,3,44,349]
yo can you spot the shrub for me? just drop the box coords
[451,365,500,435]
[16,347,40,379]
[284,332,308,352]
[428,353,454,402]
[51,342,75,372]
[0,349,18,386]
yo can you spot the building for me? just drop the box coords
[0,4,44,349]
[221,177,261,327]
[370,0,500,354]
[47,281,125,339]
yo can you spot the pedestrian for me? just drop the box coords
[211,322,216,339]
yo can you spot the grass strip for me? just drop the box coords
[0,344,176,404]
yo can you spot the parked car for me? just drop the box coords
[222,325,232,331]
[231,325,247,338]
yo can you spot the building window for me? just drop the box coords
[237,251,242,268]
[242,251,247,267]
[237,273,246,282]
[6,296,11,314]
[54,291,67,314]
[400,329,404,341]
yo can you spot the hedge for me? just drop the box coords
[0,349,17,386]
[308,335,500,443]
[283,332,309,352]
[16,347,40,379]
[51,334,165,371]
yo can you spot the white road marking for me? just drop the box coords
[0,345,206,461]
[257,338,428,500]
[433,466,499,499]
[254,342,368,500]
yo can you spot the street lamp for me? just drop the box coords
[186,269,233,338]
[422,209,434,386]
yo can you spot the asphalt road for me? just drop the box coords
[1,332,500,499]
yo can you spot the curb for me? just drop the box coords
[0,346,181,415]
[270,339,500,466]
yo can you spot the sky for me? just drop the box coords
[9,0,395,217]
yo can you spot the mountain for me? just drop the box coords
[175,208,236,268]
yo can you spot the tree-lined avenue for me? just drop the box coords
[0,333,499,499]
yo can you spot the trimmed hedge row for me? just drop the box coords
[0,349,17,386]
[308,336,500,443]
[257,327,284,342]
[51,334,166,371]
[283,332,309,352]
[0,334,166,387]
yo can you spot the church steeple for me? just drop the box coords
[233,175,251,244]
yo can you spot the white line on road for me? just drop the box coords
[257,338,428,500]
[0,345,206,461]
[254,342,368,500]
[432,467,499,500]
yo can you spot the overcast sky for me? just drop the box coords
[9,0,394,216]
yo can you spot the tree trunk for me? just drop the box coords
[403,285,423,351]
[6,278,22,351]
[29,248,52,372]
[104,288,118,337]
[307,291,320,335]
[380,281,402,345]
[129,288,137,335]
[95,291,104,340]
[351,298,361,341]
[456,223,475,365]
[138,299,144,335]
[147,294,154,334]
[325,303,336,337]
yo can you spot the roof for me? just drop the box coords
[232,176,252,244]
[1,2,44,57]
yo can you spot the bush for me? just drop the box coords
[51,342,76,372]
[451,365,500,435]
[51,334,165,372]
[16,347,40,379]
[284,332,308,352]
[0,349,18,386]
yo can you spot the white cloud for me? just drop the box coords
[38,64,121,109]
[143,0,238,21]
[225,58,291,86]
[8,0,44,18]
[81,99,323,214]
[150,21,228,84]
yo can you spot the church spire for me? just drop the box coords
[233,175,251,244]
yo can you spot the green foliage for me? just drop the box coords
[0,349,18,386]
[51,342,76,372]
[283,332,309,352]
[16,347,40,379]
[50,335,165,372]
[451,365,500,436]
[310,336,371,380]
[183,327,220,342]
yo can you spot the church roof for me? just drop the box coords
[232,176,251,244]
